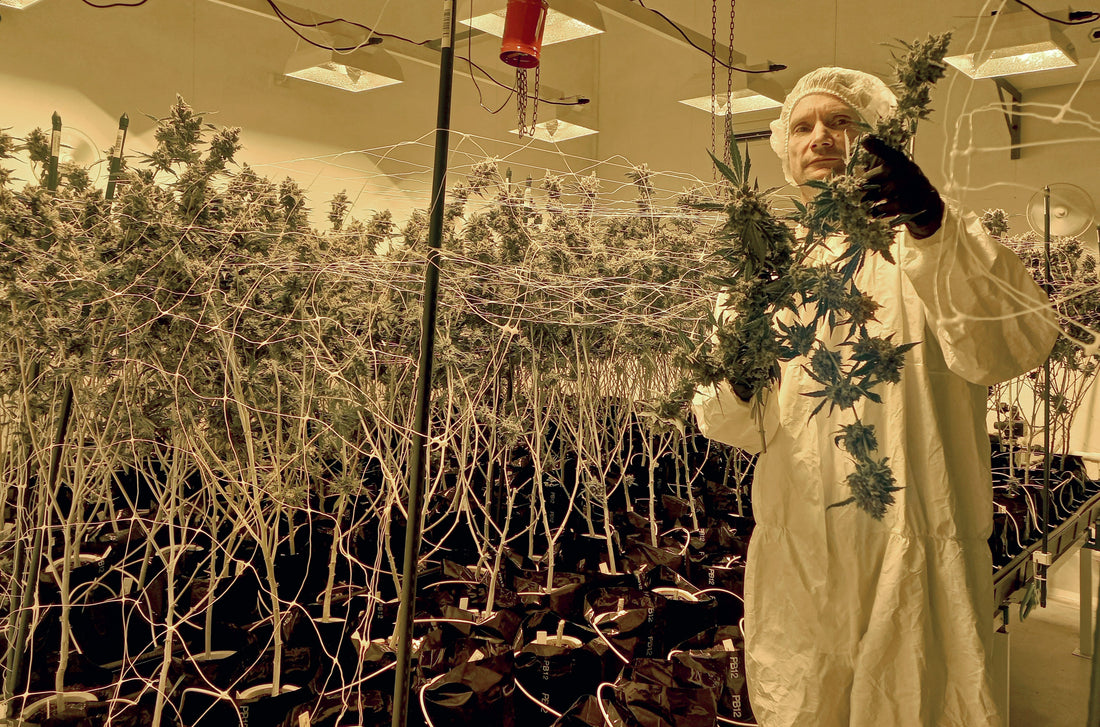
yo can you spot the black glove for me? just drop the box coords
[860,136,945,240]
[730,378,753,402]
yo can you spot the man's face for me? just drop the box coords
[787,93,861,193]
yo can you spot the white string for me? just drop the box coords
[587,611,631,664]
[7,51,1100,721]
[696,586,745,603]
[330,659,396,692]
[595,682,617,727]
[418,672,447,727]
[512,675,564,718]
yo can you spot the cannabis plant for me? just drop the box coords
[1,93,737,723]
[682,33,952,520]
[993,233,1100,466]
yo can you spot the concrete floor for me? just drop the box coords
[1008,596,1094,727]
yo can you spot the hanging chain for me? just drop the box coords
[710,0,718,182]
[517,69,529,137]
[724,0,737,168]
[532,64,540,130]
[516,66,541,138]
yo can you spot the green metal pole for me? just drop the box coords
[46,112,60,191]
[390,2,456,726]
[105,113,128,201]
[1040,186,1052,608]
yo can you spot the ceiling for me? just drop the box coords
[2,0,1099,230]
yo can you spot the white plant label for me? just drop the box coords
[442,0,454,48]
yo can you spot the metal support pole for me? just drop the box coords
[992,606,1010,725]
[1040,185,1052,608]
[993,78,1021,161]
[1078,537,1094,659]
[1089,569,1100,726]
[390,2,456,726]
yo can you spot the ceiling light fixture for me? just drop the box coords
[511,118,597,142]
[510,102,597,142]
[944,9,1077,79]
[284,46,404,93]
[0,0,44,7]
[679,73,784,116]
[462,0,604,46]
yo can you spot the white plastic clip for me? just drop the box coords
[1033,550,1054,566]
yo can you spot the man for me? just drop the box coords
[692,67,1057,726]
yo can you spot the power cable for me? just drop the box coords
[629,0,785,73]
[264,0,587,107]
[79,0,150,7]
[464,56,589,106]
[1010,0,1100,25]
[464,0,515,114]
[75,0,757,104]
[263,0,411,51]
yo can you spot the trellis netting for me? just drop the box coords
[4,41,1100,720]
[0,101,760,726]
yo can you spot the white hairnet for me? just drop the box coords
[769,67,898,185]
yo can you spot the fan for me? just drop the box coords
[1025,183,1096,238]
[59,127,106,185]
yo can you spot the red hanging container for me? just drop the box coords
[500,0,549,69]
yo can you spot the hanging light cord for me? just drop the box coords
[631,0,784,72]
[1010,0,1100,25]
[73,0,585,108]
[263,0,413,51]
[265,0,587,107]
[79,0,149,7]
[465,0,515,114]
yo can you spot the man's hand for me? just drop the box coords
[730,378,753,402]
[860,136,945,239]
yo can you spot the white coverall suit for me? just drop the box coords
[692,67,1059,727]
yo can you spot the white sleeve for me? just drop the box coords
[690,293,780,454]
[900,205,1059,386]
[691,382,777,454]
